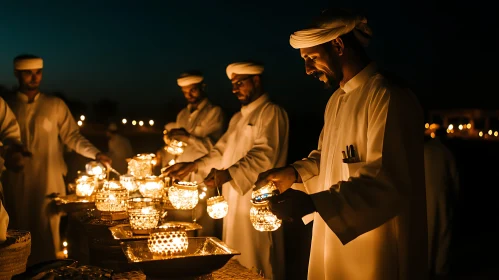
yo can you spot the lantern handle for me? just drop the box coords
[215,171,221,196]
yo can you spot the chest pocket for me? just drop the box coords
[43,118,53,132]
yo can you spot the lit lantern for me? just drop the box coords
[138,176,165,199]
[206,196,228,219]
[75,175,96,197]
[120,174,138,192]
[165,139,187,156]
[95,180,128,212]
[168,181,199,210]
[249,182,282,232]
[127,154,156,178]
[148,225,188,255]
[85,161,107,180]
[127,198,161,234]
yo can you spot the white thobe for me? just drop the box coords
[0,157,8,243]
[292,63,428,280]
[424,138,459,276]
[3,92,101,266]
[196,94,289,279]
[108,134,134,175]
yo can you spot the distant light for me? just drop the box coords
[479,131,483,137]
[448,124,453,130]
[466,123,471,129]
[80,115,85,121]
[430,132,435,138]
[495,131,498,137]
[63,241,68,247]
[488,130,493,135]
[425,123,429,129]
[132,120,137,126]
[458,124,463,130]
[149,120,154,126]
[63,249,68,255]
[77,120,83,126]
[139,121,144,126]
[122,118,127,124]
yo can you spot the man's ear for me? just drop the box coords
[331,37,345,56]
[251,75,261,87]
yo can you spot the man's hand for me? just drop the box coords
[203,168,231,188]
[163,162,198,180]
[2,143,32,172]
[96,153,112,168]
[168,128,190,143]
[268,189,315,222]
[254,166,301,194]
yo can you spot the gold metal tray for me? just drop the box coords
[53,194,96,213]
[109,222,202,241]
[121,237,240,279]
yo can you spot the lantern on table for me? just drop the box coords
[75,175,96,197]
[127,198,161,235]
[128,154,155,178]
[120,174,138,193]
[148,225,188,255]
[168,181,199,210]
[95,180,128,220]
[138,176,165,199]
[249,181,282,232]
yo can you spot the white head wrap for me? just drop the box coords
[226,62,264,79]
[177,74,204,87]
[14,57,43,70]
[289,9,372,49]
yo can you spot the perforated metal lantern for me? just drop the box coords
[75,175,96,197]
[128,198,161,234]
[206,196,228,219]
[138,176,165,199]
[128,154,155,178]
[120,174,138,193]
[85,161,107,180]
[249,182,282,232]
[148,225,188,255]
[165,139,187,156]
[95,180,128,212]
[168,181,199,210]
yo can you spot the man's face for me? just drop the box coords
[180,83,204,104]
[300,43,342,88]
[16,69,43,91]
[231,74,259,105]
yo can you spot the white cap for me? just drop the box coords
[14,57,43,70]
[226,62,264,79]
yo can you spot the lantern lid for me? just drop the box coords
[251,181,280,204]
[207,195,226,206]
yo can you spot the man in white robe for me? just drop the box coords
[255,9,428,280]
[165,62,288,280]
[424,128,459,279]
[163,71,226,236]
[106,122,134,175]
[2,54,111,266]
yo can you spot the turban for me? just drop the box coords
[177,73,204,87]
[14,57,43,70]
[289,9,372,49]
[226,62,264,79]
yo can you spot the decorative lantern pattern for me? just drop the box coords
[138,176,165,199]
[95,180,128,212]
[120,174,138,192]
[128,198,160,234]
[128,154,155,178]
[85,161,107,180]
[75,175,96,197]
[249,181,282,232]
[206,196,228,219]
[168,181,199,210]
[165,139,187,156]
[147,225,188,255]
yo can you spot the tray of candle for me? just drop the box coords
[52,193,96,213]
[109,222,202,241]
[120,237,239,279]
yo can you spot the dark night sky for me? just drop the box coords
[0,0,496,117]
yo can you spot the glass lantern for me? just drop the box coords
[207,196,228,219]
[168,181,199,210]
[75,175,96,197]
[249,182,282,232]
[148,225,188,255]
[127,198,161,234]
[127,154,155,178]
[95,180,129,212]
[120,174,138,193]
[138,176,165,199]
[165,139,187,156]
[85,161,107,180]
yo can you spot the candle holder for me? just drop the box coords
[120,174,138,193]
[128,154,155,178]
[168,181,199,210]
[75,175,96,197]
[138,176,165,199]
[95,180,129,220]
[165,139,187,156]
[206,196,228,219]
[249,182,282,232]
[85,161,107,180]
[147,225,188,255]
[128,198,161,235]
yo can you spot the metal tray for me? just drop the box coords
[53,194,96,213]
[121,237,240,279]
[109,222,202,241]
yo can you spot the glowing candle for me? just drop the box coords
[168,181,198,210]
[207,196,228,219]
